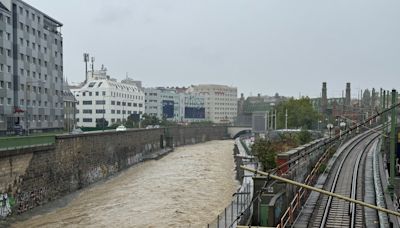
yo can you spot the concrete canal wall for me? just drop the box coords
[0,126,227,217]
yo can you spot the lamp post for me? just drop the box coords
[327,123,333,138]
[339,121,346,139]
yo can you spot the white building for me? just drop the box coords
[144,87,205,122]
[188,84,237,124]
[72,68,144,128]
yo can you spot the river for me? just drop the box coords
[12,140,238,228]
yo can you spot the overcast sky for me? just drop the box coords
[26,0,400,98]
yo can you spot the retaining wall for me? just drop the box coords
[0,126,227,217]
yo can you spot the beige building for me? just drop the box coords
[188,84,237,124]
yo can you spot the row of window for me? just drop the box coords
[17,68,55,82]
[1,81,60,95]
[22,115,63,121]
[78,114,143,123]
[19,99,61,108]
[0,47,12,58]
[18,5,42,23]
[81,91,143,100]
[0,13,11,24]
[79,109,139,115]
[79,100,144,107]
[18,38,62,57]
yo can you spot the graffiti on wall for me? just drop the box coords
[0,193,15,218]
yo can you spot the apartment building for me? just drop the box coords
[0,0,63,135]
[188,84,237,124]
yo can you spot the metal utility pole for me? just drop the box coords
[390,89,397,187]
[382,90,386,145]
[83,53,89,83]
[91,57,95,80]
[285,109,288,130]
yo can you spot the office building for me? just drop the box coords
[72,67,144,128]
[144,87,205,122]
[188,84,237,124]
[0,0,63,135]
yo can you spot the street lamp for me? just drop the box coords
[339,121,346,139]
[327,123,334,138]
[25,80,44,136]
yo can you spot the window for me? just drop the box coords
[7,49,10,57]
[111,101,115,105]
[82,100,92,105]
[83,118,92,122]
[44,33,47,40]
[7,82,11,89]
[19,68,23,76]
[83,109,92,114]
[96,100,105,105]
[95,92,99,96]
[96,109,105,114]
[6,33,10,40]
[19,22,23,29]
[88,82,96,87]
[7,98,11,105]
[6,16,10,24]
[111,110,115,114]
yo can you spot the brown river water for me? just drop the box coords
[11,140,238,228]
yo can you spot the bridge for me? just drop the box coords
[227,126,252,138]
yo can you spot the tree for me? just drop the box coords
[276,97,320,129]
[297,129,312,145]
[141,114,161,128]
[125,115,138,128]
[96,118,108,129]
[251,138,277,171]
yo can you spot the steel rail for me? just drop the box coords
[239,166,400,217]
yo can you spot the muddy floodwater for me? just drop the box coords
[12,140,238,228]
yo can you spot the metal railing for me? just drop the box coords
[276,143,336,228]
[208,182,252,228]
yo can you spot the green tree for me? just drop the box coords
[251,138,277,171]
[141,114,161,127]
[276,97,320,129]
[125,115,139,128]
[297,129,312,145]
[95,118,108,129]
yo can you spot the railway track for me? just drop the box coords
[309,129,381,228]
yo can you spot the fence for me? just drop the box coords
[208,182,252,228]
[0,135,55,150]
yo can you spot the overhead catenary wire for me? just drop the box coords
[268,101,400,175]
[240,166,400,217]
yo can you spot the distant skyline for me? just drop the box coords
[26,0,400,98]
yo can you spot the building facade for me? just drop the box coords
[0,0,63,135]
[188,84,237,124]
[72,69,144,128]
[144,87,205,122]
[63,80,76,132]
